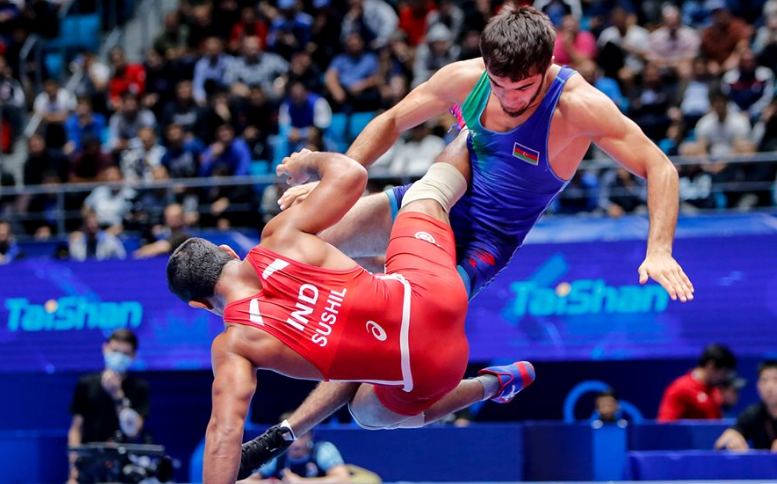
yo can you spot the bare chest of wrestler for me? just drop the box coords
[479,87,590,181]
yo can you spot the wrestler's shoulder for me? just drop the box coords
[556,74,614,128]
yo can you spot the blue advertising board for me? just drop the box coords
[0,233,775,372]
[0,258,223,372]
[466,234,777,361]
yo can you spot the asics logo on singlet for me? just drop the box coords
[365,320,387,342]
[414,231,436,244]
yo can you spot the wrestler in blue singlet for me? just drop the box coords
[387,66,577,297]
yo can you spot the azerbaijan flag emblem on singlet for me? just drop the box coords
[512,142,540,165]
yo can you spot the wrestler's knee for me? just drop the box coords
[348,384,424,430]
[348,400,388,430]
[348,400,425,430]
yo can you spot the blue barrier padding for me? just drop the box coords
[523,421,627,481]
[627,421,732,451]
[627,450,777,480]
[191,424,524,483]
[0,430,68,484]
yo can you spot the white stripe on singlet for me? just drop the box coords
[330,273,414,392]
[262,259,290,280]
[376,273,413,392]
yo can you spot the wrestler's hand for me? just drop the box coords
[276,149,314,186]
[638,250,694,302]
[278,181,319,211]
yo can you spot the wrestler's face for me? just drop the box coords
[487,70,546,118]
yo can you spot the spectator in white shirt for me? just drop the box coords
[341,0,399,50]
[83,166,136,234]
[646,5,701,80]
[69,211,127,261]
[33,79,76,149]
[597,6,649,83]
[120,127,165,182]
[695,91,752,156]
[412,24,460,88]
[192,37,232,104]
[33,80,76,121]
[224,36,288,100]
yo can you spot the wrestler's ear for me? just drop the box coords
[189,300,213,310]
[219,244,240,260]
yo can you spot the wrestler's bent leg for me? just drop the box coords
[348,384,425,430]
[318,191,393,258]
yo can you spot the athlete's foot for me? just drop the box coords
[478,361,536,404]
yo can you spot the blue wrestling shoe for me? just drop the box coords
[478,361,536,404]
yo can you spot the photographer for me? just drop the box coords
[67,329,150,483]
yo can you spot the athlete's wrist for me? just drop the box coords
[646,246,672,257]
[278,419,297,441]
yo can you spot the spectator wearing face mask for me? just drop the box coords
[67,330,150,483]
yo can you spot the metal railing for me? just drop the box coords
[0,152,775,238]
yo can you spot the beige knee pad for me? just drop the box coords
[400,163,467,213]
[348,401,426,430]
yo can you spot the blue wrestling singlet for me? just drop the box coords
[388,66,576,297]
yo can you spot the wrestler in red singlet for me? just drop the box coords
[223,211,469,416]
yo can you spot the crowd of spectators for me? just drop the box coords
[1,0,777,252]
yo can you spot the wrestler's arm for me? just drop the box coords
[567,85,694,302]
[265,151,368,238]
[345,61,468,166]
[278,61,473,210]
[204,333,257,484]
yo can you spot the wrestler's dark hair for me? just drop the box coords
[108,329,138,352]
[698,343,736,370]
[166,237,233,302]
[480,4,555,81]
[758,359,777,378]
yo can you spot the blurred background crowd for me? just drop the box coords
[0,0,776,257]
[0,3,776,482]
